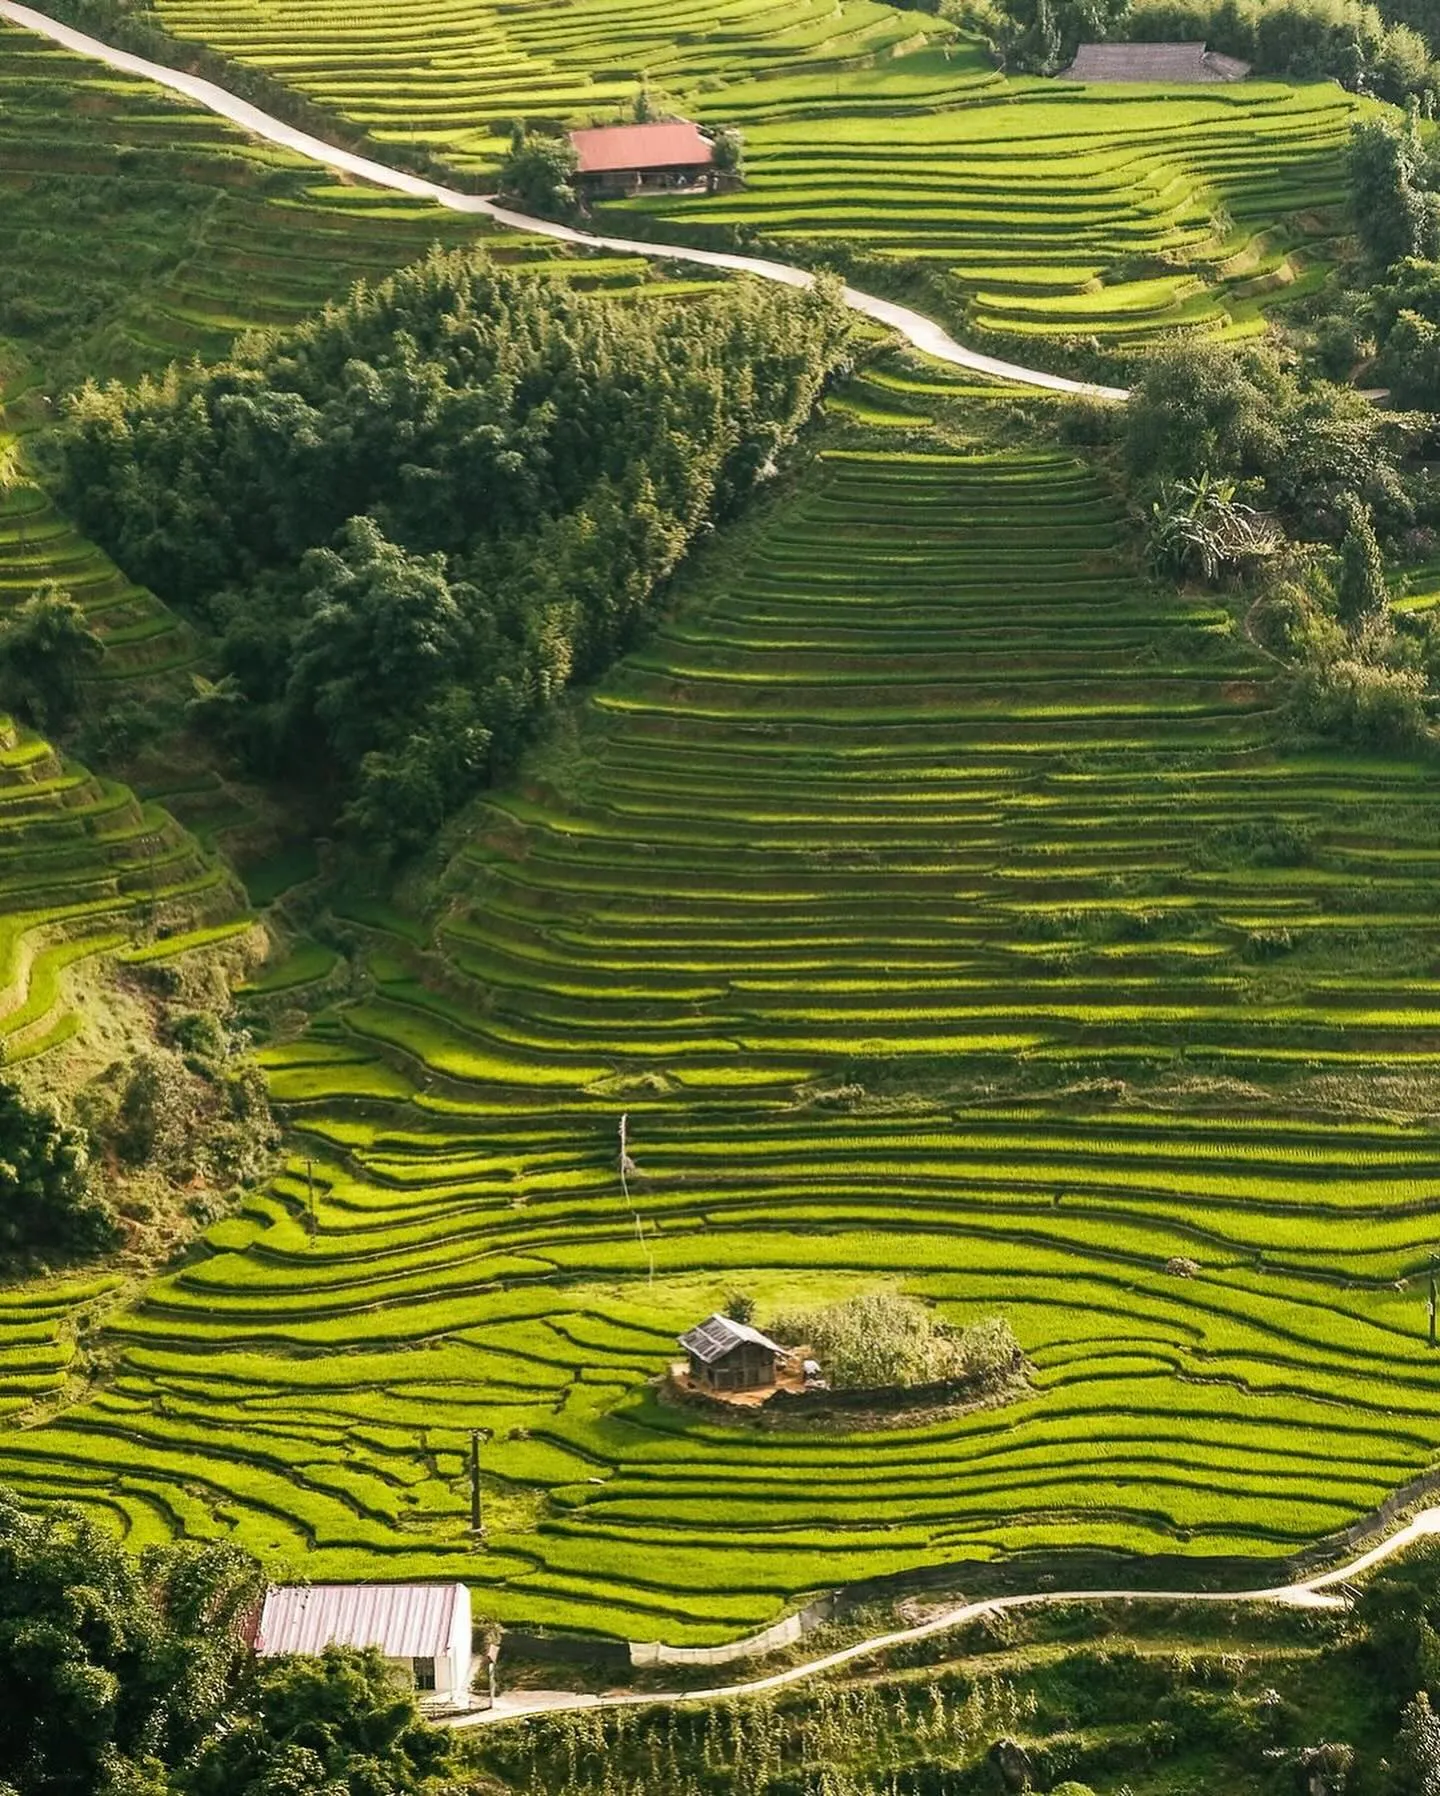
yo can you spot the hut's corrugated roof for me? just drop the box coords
[678,1313,784,1363]
[255,1583,466,1658]
[1062,42,1251,81]
[569,121,715,175]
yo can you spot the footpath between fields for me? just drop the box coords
[0,0,1128,403]
[449,1502,1440,1727]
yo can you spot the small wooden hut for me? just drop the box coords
[678,1314,785,1392]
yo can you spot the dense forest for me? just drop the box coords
[957,0,1440,92]
[59,254,853,853]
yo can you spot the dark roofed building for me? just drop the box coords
[1061,42,1251,81]
[569,120,716,197]
[679,1313,785,1392]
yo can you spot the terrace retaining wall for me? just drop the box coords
[628,1597,834,1667]
[667,1356,1026,1426]
[1292,1463,1440,1578]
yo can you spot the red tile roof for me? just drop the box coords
[569,120,715,175]
[254,1583,466,1659]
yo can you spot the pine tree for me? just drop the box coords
[1335,494,1390,630]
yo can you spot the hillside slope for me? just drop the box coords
[127,0,1364,348]
[4,379,1439,1641]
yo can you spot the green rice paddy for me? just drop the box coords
[140,0,1364,347]
[0,20,699,399]
[0,712,239,1065]
[8,391,1440,1643]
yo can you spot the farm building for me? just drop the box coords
[569,120,715,196]
[253,1582,474,1708]
[679,1313,786,1391]
[1061,42,1251,81]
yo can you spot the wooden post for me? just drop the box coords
[470,1429,483,1534]
[619,1114,653,1283]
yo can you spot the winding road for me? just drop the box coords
[0,0,1128,401]
[455,1503,1440,1727]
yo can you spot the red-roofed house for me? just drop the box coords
[254,1583,473,1708]
[569,120,716,196]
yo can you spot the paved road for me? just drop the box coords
[452,1503,1440,1727]
[0,0,1128,401]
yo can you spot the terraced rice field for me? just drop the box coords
[634,70,1360,346]
[140,0,1363,346]
[8,403,1440,1643]
[0,21,681,397]
[0,712,243,1065]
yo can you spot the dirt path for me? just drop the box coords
[452,1504,1440,1727]
[0,0,1128,401]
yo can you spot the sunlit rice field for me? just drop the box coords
[7,391,1440,1643]
[138,0,1364,348]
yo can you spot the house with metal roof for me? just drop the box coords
[1061,42,1251,81]
[569,120,716,197]
[678,1313,786,1392]
[254,1583,473,1708]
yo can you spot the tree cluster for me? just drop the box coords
[1125,336,1422,540]
[1117,0,1436,98]
[0,1076,112,1269]
[951,0,1437,91]
[768,1289,1022,1390]
[0,1492,461,1796]
[495,128,579,218]
[945,0,1125,73]
[1338,113,1440,410]
[1123,337,1440,751]
[59,251,852,856]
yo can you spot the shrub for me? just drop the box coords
[769,1289,1021,1390]
[724,1291,757,1324]
[1289,651,1431,749]
[0,584,104,734]
[0,1077,112,1266]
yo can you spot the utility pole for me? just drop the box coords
[469,1429,485,1536]
[306,1159,317,1241]
[1428,1254,1436,1350]
[618,1114,653,1283]
[619,1112,634,1201]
